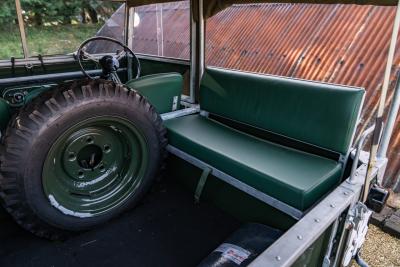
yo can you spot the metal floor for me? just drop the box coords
[0,179,240,267]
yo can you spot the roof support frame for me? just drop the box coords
[366,0,400,197]
[189,0,205,103]
[378,71,400,159]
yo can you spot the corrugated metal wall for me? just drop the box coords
[131,2,400,192]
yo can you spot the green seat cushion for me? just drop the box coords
[126,73,183,114]
[200,67,365,155]
[165,115,342,211]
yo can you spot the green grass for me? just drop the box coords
[0,24,99,60]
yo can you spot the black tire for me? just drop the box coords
[0,79,167,240]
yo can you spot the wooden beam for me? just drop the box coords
[15,0,29,59]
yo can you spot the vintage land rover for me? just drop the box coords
[0,0,399,266]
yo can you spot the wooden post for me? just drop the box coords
[15,0,29,59]
[364,0,400,201]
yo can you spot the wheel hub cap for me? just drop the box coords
[42,117,149,218]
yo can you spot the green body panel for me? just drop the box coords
[165,115,342,210]
[168,155,296,230]
[126,73,183,114]
[139,58,189,77]
[0,98,10,130]
[292,224,333,267]
[0,61,99,80]
[0,57,187,132]
[200,67,365,155]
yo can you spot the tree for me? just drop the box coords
[81,0,99,24]
[0,0,119,26]
[0,0,17,25]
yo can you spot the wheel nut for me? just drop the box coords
[68,152,76,161]
[99,164,105,172]
[104,144,111,153]
[86,136,94,144]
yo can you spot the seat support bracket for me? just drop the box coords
[194,167,211,203]
[167,145,303,220]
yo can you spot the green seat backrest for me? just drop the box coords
[200,67,365,155]
[126,73,183,114]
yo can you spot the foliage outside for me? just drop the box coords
[0,0,120,59]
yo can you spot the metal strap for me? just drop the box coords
[38,54,47,72]
[194,167,211,203]
[11,57,15,77]
[167,145,303,220]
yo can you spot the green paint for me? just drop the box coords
[139,59,189,77]
[168,155,296,231]
[201,67,364,155]
[292,224,333,267]
[126,73,183,114]
[0,98,10,130]
[42,116,149,217]
[165,115,343,211]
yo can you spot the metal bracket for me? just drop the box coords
[322,218,340,267]
[342,202,372,266]
[38,54,47,72]
[161,106,200,121]
[25,63,34,75]
[339,154,347,165]
[349,125,376,184]
[194,167,211,203]
[199,110,209,117]
[11,57,15,77]
[167,145,303,220]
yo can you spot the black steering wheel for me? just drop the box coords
[77,36,141,83]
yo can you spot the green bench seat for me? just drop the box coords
[165,67,365,212]
[165,115,342,211]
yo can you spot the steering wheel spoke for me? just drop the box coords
[116,50,127,61]
[82,51,100,63]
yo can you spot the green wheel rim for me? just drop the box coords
[42,116,149,218]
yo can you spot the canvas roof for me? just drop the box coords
[127,0,398,19]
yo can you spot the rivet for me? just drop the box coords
[276,256,281,261]
[314,218,321,223]
[344,191,349,196]
[297,235,303,240]
[330,204,336,208]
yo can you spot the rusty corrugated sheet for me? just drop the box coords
[131,2,400,191]
[132,2,190,58]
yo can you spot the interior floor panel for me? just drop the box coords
[0,179,240,267]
